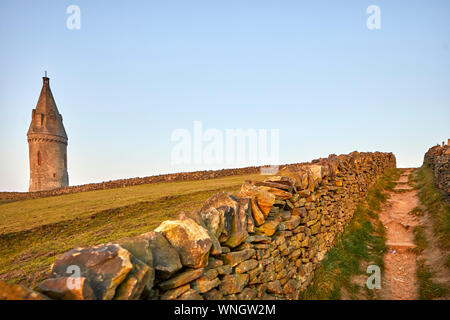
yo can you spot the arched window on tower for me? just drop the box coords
[37,151,42,166]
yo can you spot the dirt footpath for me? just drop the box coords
[379,169,420,299]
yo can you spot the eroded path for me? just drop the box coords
[379,169,420,299]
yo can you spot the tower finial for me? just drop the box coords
[45,71,47,77]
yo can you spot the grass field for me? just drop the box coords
[0,173,268,288]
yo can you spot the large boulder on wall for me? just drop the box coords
[139,231,183,280]
[199,192,249,248]
[155,218,213,268]
[48,244,133,300]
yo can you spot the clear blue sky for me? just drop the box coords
[1,0,449,191]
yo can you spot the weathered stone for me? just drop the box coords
[307,165,324,183]
[158,268,204,291]
[215,265,232,275]
[253,243,270,250]
[0,281,49,300]
[262,293,279,300]
[142,231,182,280]
[310,222,321,235]
[202,268,219,281]
[155,218,212,268]
[237,287,257,300]
[191,277,221,293]
[264,176,296,188]
[273,199,287,208]
[248,270,266,284]
[285,200,295,210]
[207,257,223,268]
[297,189,311,197]
[279,216,300,231]
[239,181,275,217]
[247,235,272,243]
[254,181,293,193]
[178,211,222,256]
[203,288,223,300]
[267,280,283,295]
[247,208,255,233]
[221,249,255,267]
[280,210,292,221]
[38,277,95,300]
[248,265,264,283]
[250,197,265,226]
[50,244,133,300]
[114,255,153,300]
[200,207,224,239]
[119,238,153,267]
[256,249,270,260]
[289,249,302,260]
[222,197,249,248]
[235,241,253,251]
[283,279,299,300]
[255,283,268,298]
[278,231,293,237]
[257,186,292,200]
[200,192,239,243]
[160,284,190,300]
[177,289,204,300]
[291,207,307,217]
[220,274,249,295]
[118,238,155,295]
[277,167,305,188]
[235,259,258,273]
[221,246,231,253]
[255,220,280,236]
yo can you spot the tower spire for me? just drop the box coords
[27,75,69,191]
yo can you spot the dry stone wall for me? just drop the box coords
[423,140,450,198]
[1,151,396,300]
[0,165,278,201]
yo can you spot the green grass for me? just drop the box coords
[411,165,450,299]
[412,226,427,254]
[409,206,425,217]
[413,227,448,299]
[0,173,266,235]
[0,173,269,288]
[414,165,450,249]
[408,171,420,189]
[301,168,399,300]
[416,259,447,300]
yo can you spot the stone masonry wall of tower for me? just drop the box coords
[27,76,69,192]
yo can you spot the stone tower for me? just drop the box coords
[27,75,69,192]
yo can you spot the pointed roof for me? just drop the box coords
[35,76,61,114]
[27,76,68,141]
